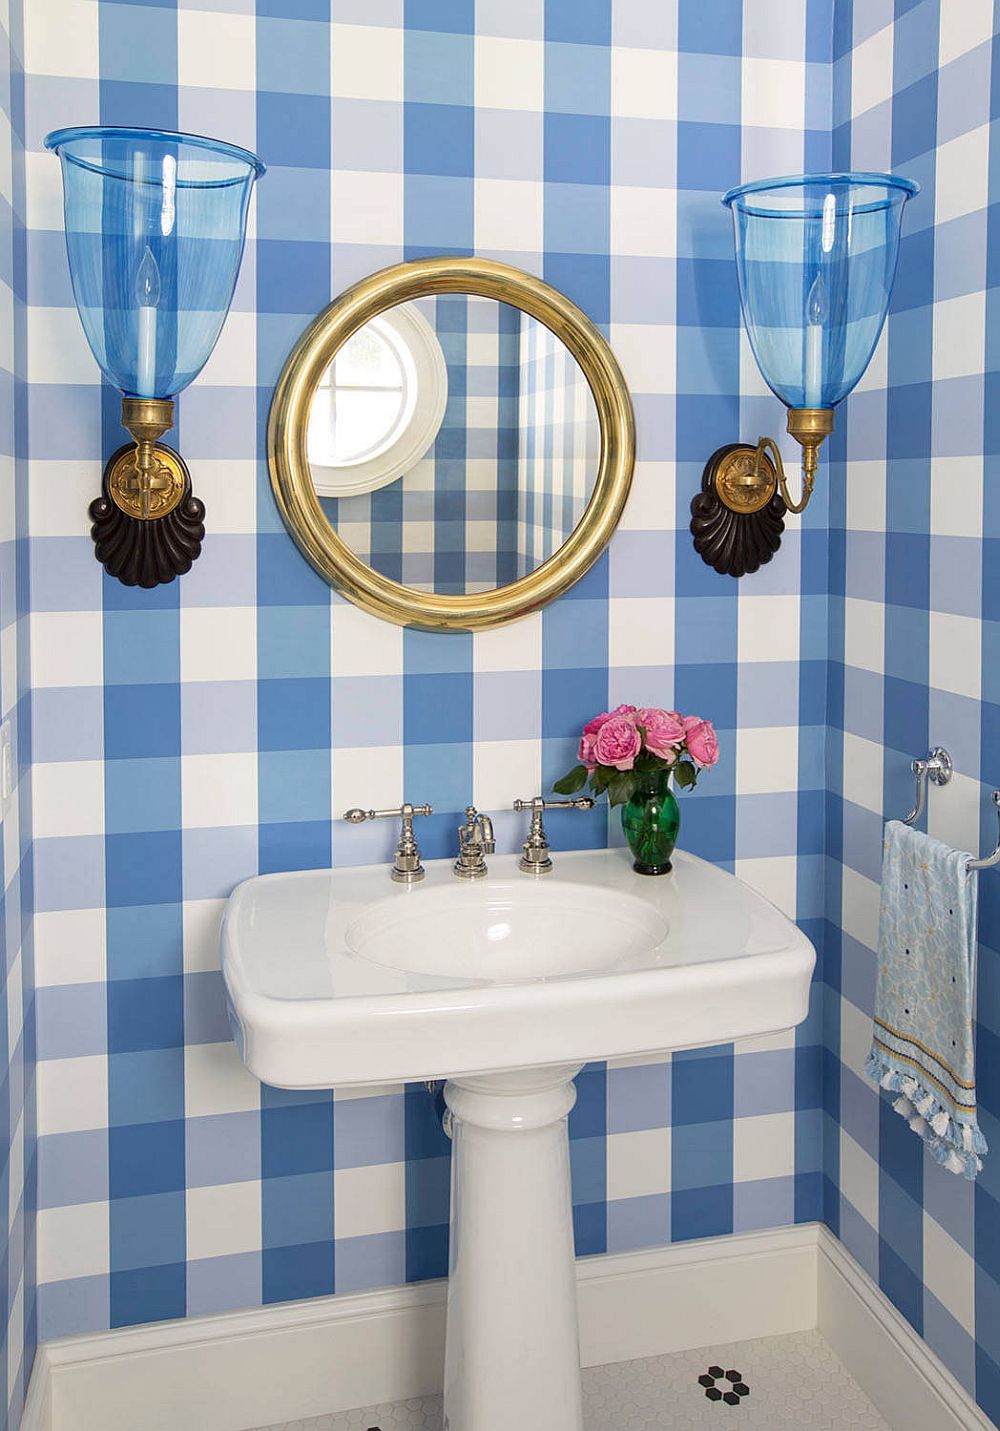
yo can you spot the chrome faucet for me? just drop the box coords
[343,802,432,883]
[513,796,595,874]
[454,806,495,880]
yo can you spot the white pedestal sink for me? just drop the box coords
[222,847,815,1431]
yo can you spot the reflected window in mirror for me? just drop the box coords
[313,296,599,596]
[307,303,448,498]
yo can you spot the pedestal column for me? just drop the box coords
[442,1064,584,1431]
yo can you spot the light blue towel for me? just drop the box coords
[864,819,986,1179]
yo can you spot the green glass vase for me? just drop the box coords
[621,768,680,875]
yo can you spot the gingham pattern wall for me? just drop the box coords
[23,0,831,1348]
[826,2,1000,1423]
[321,294,524,595]
[0,0,36,1426]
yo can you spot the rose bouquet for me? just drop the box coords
[553,705,720,875]
[553,705,719,806]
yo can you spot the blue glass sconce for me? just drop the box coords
[691,171,917,577]
[45,126,264,587]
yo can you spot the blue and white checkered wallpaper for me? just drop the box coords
[21,0,838,1363]
[0,0,36,1426]
[825,1,1000,1423]
[16,4,1000,1425]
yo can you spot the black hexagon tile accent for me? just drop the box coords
[698,1365,751,1405]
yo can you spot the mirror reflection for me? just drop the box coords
[307,296,600,595]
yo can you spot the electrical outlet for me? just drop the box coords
[0,720,13,819]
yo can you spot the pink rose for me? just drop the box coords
[636,707,685,759]
[683,716,719,768]
[578,731,598,771]
[582,704,636,738]
[593,714,642,771]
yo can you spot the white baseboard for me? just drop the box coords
[816,1227,993,1431]
[19,1357,51,1431]
[577,1224,817,1367]
[20,1224,992,1431]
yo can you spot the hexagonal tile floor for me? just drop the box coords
[252,1329,893,1429]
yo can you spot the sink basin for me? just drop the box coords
[222,847,814,1089]
[345,879,668,980]
[222,845,815,1431]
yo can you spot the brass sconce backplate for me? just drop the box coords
[712,443,778,514]
[691,443,786,579]
[690,407,834,579]
[107,443,187,521]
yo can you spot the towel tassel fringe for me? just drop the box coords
[865,1049,986,1180]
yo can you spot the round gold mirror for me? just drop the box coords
[268,257,635,631]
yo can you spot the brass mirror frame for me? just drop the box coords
[267,256,635,632]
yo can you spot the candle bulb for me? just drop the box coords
[804,323,822,408]
[804,273,827,409]
[135,245,160,399]
[133,246,162,518]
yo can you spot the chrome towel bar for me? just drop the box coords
[902,747,1000,873]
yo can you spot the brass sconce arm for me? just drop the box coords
[782,406,835,513]
[718,408,834,518]
[753,434,815,515]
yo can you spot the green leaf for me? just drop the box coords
[607,771,635,807]
[673,759,698,791]
[553,764,588,795]
[591,767,611,794]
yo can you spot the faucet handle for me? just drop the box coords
[344,803,432,823]
[512,797,595,814]
[512,796,595,875]
[342,802,432,884]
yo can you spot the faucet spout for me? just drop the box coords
[455,806,493,879]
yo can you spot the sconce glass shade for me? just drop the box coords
[723,172,918,411]
[44,126,264,400]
